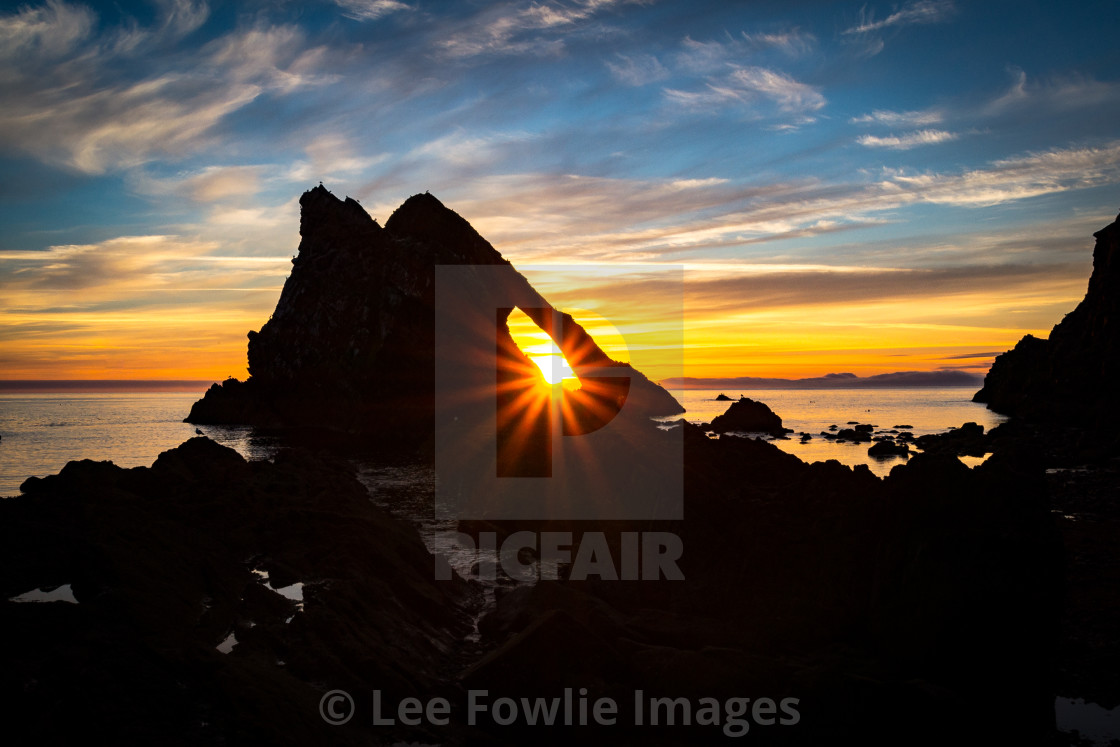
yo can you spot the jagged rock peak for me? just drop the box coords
[387,191,507,265]
[1084,210,1120,303]
[298,184,380,243]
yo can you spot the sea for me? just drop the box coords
[0,387,1006,496]
[0,392,278,497]
[668,387,1007,477]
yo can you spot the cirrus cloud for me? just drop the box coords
[857,129,958,149]
[0,3,331,174]
[843,0,956,35]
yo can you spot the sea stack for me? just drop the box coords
[186,187,682,443]
[708,396,787,436]
[975,212,1120,429]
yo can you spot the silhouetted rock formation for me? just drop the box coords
[1,438,478,745]
[708,396,787,435]
[914,421,987,456]
[976,212,1120,428]
[187,187,681,444]
[868,438,909,457]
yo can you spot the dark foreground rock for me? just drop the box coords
[913,421,987,456]
[463,431,1063,745]
[1,431,1065,745]
[1048,462,1120,708]
[709,396,788,436]
[972,212,1120,735]
[1,438,479,745]
[868,438,909,457]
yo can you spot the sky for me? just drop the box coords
[1,0,1119,383]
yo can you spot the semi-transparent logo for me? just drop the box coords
[433,264,684,524]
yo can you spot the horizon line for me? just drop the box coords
[0,380,214,393]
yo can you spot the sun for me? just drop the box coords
[530,347,581,391]
[507,308,583,391]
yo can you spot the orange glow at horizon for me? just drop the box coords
[0,301,1067,384]
[0,259,1087,384]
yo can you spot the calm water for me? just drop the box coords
[0,393,280,496]
[0,387,1007,495]
[667,387,1007,477]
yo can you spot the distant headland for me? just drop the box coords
[663,369,983,389]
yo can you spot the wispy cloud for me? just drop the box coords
[729,67,825,113]
[409,138,1120,267]
[0,0,93,59]
[662,30,826,123]
[130,164,270,204]
[673,27,815,77]
[152,0,210,38]
[0,3,331,173]
[674,35,732,74]
[331,0,410,22]
[436,0,633,60]
[606,52,669,86]
[1,236,222,291]
[286,134,387,184]
[882,140,1120,206]
[522,0,624,28]
[407,129,535,170]
[842,0,955,35]
[857,129,957,149]
[985,67,1120,116]
[740,29,816,57]
[665,65,824,120]
[677,261,1085,315]
[850,108,944,126]
[941,351,1003,359]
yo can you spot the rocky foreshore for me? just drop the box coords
[0,425,1064,745]
[1,437,481,745]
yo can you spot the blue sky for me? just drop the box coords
[2,0,1119,380]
